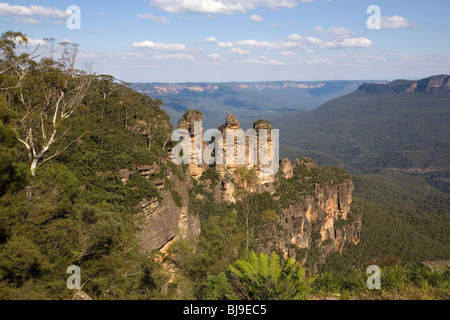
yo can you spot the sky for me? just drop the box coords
[0,0,449,83]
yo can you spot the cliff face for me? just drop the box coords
[252,158,361,267]
[136,173,201,252]
[130,111,361,268]
[359,74,450,94]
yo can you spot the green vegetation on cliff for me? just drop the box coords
[0,31,175,299]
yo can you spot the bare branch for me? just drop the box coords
[38,132,86,167]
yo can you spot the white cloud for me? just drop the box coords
[279,51,296,56]
[314,26,352,39]
[204,37,218,43]
[205,37,234,48]
[208,53,224,60]
[240,55,286,65]
[138,13,170,24]
[236,39,280,49]
[132,40,187,51]
[0,2,69,18]
[98,12,107,16]
[149,0,313,15]
[305,57,332,65]
[326,37,374,48]
[152,53,195,61]
[236,37,303,50]
[249,14,263,22]
[217,41,234,48]
[236,32,374,51]
[14,17,39,24]
[381,16,417,29]
[229,48,249,54]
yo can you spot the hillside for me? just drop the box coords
[273,75,450,276]
[273,75,450,188]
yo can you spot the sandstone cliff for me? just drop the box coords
[359,74,450,94]
[128,111,361,270]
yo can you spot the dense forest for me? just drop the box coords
[0,31,448,300]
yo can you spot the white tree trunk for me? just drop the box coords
[30,159,38,176]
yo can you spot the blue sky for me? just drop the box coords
[1,0,449,82]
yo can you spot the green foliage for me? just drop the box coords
[170,189,183,208]
[0,236,48,284]
[223,252,310,300]
[204,272,237,300]
[274,160,350,208]
[200,166,220,185]
[0,31,173,300]
[323,199,450,274]
[312,272,341,293]
[127,173,161,203]
[166,212,245,299]
[311,263,450,298]
[234,166,257,191]
[0,96,30,195]
[408,264,450,289]
[88,211,123,251]
[381,265,409,292]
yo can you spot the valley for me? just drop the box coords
[131,80,365,128]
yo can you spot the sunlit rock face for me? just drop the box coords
[136,111,361,269]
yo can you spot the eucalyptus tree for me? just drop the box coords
[0,32,92,176]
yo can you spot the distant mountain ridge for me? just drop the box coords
[359,74,450,94]
[133,81,328,95]
[130,80,364,128]
[274,74,450,177]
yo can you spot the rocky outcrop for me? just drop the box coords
[253,120,276,185]
[359,75,450,94]
[72,290,93,300]
[137,170,201,251]
[251,158,361,268]
[416,75,450,92]
[137,188,181,251]
[135,111,361,269]
[177,110,207,179]
[280,158,294,179]
[216,114,242,178]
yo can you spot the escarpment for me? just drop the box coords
[359,74,450,94]
[130,110,361,269]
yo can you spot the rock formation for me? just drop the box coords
[177,110,207,179]
[359,74,450,94]
[251,158,361,268]
[136,171,201,251]
[130,111,361,270]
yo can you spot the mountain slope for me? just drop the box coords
[274,75,450,173]
[273,75,450,265]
